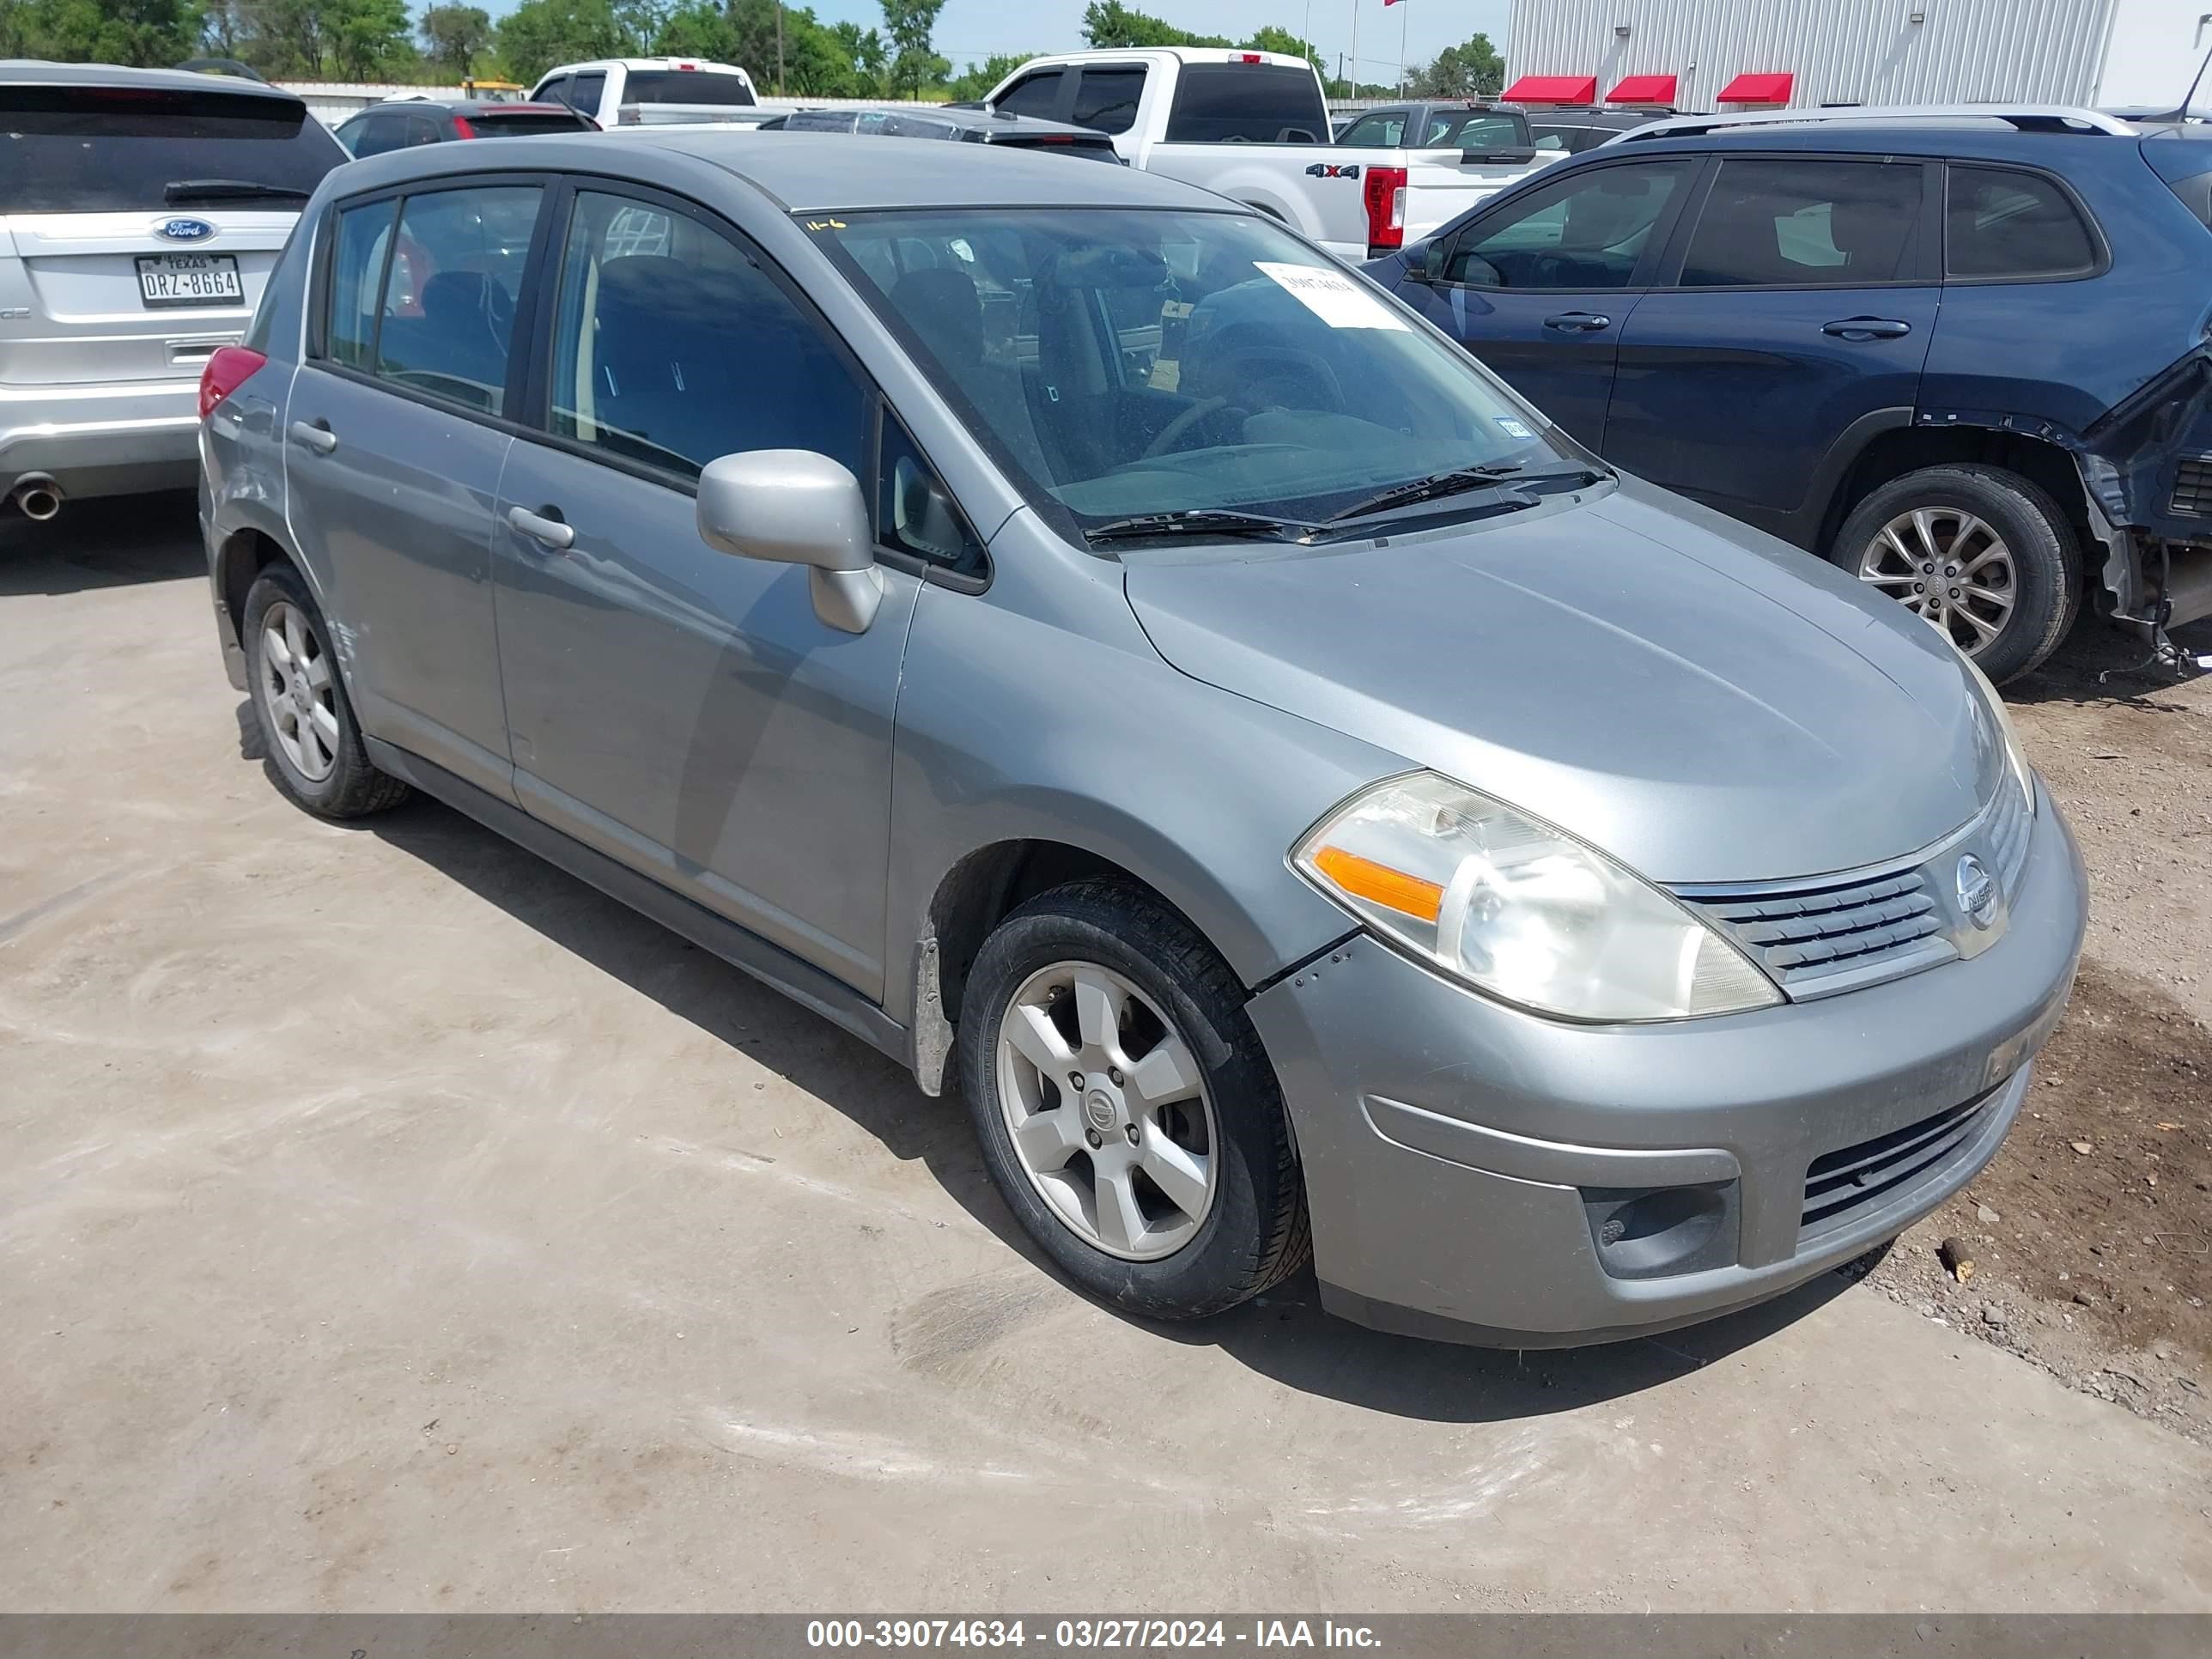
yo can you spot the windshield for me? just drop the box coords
[0,85,343,213]
[814,208,1587,535]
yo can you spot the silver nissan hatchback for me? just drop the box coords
[199,134,2087,1346]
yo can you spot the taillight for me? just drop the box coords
[452,113,477,138]
[198,344,266,420]
[1364,165,1408,256]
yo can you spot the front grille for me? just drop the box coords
[1682,869,1952,995]
[1801,1086,2001,1243]
[2169,454,2212,518]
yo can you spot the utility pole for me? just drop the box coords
[776,2,787,96]
[1398,0,1409,97]
[1349,0,1359,99]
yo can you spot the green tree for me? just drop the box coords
[495,0,629,83]
[1412,33,1504,99]
[419,4,493,77]
[879,0,946,98]
[831,19,888,90]
[2,0,207,65]
[1080,2,1227,50]
[945,51,1034,102]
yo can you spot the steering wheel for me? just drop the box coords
[1142,396,1231,459]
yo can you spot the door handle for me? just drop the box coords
[287,419,337,455]
[506,505,574,551]
[1823,317,1912,340]
[1543,312,1613,332]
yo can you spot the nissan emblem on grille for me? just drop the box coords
[1956,854,1998,929]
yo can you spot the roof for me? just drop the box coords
[0,58,304,101]
[783,106,1114,143]
[538,58,754,77]
[1006,47,1315,72]
[348,130,1224,214]
[1595,120,2154,168]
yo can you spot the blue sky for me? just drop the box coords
[474,2,1514,80]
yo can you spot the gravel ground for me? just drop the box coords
[1858,616,2212,1441]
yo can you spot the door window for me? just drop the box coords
[1679,158,1923,288]
[995,70,1064,119]
[334,113,373,155]
[1427,112,1526,150]
[1339,111,1409,148]
[1071,68,1143,135]
[369,186,538,412]
[533,75,570,108]
[566,72,607,117]
[1446,160,1692,288]
[544,190,867,480]
[1946,166,2099,279]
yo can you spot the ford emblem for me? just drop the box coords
[1955,854,1998,929]
[156,217,216,242]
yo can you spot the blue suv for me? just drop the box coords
[1366,111,2212,682]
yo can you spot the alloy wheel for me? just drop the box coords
[257,599,340,783]
[1857,507,2018,657]
[994,959,1219,1261]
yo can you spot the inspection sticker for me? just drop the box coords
[1254,261,1407,331]
[1494,416,1535,441]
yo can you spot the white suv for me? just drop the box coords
[528,58,761,127]
[1,63,344,519]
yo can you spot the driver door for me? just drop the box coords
[1395,156,1700,447]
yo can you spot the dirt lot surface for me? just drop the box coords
[4,499,2212,1613]
[1858,623,2212,1439]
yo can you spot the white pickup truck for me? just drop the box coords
[981,47,1560,262]
[528,56,762,128]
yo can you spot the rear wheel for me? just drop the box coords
[958,878,1310,1320]
[243,563,409,818]
[1829,464,2081,684]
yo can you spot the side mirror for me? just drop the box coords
[696,449,883,634]
[1419,237,1449,283]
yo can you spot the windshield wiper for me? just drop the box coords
[1327,461,1607,525]
[165,179,313,204]
[1084,508,1325,545]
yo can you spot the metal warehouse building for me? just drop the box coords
[1503,0,2209,114]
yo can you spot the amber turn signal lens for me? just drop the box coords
[1311,845,1444,923]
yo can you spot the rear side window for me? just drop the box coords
[1071,67,1143,134]
[1339,112,1409,148]
[1680,158,1923,288]
[625,70,754,106]
[1431,112,1530,151]
[1946,166,2099,280]
[995,70,1064,119]
[1165,65,1327,144]
[326,201,396,370]
[0,84,345,213]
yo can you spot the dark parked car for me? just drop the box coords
[1515,105,1684,152]
[333,99,597,157]
[1335,102,1541,155]
[1367,108,2212,679]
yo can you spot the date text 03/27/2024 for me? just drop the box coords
[805,1621,1382,1650]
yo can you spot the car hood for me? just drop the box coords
[1120,479,2002,884]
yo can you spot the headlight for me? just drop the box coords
[1292,773,1782,1022]
[1959,653,2036,816]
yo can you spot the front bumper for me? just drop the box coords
[1248,785,2087,1347]
[1,379,202,500]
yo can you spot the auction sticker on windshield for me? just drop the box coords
[1254,262,1407,331]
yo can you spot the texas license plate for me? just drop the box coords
[137,253,242,308]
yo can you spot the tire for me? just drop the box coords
[1828,464,2081,684]
[957,877,1310,1320]
[241,562,410,819]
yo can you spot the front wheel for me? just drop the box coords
[957,878,1310,1320]
[1828,464,2081,684]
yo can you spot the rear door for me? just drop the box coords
[283,177,549,800]
[1605,154,1939,543]
[1394,155,1698,446]
[0,80,344,391]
